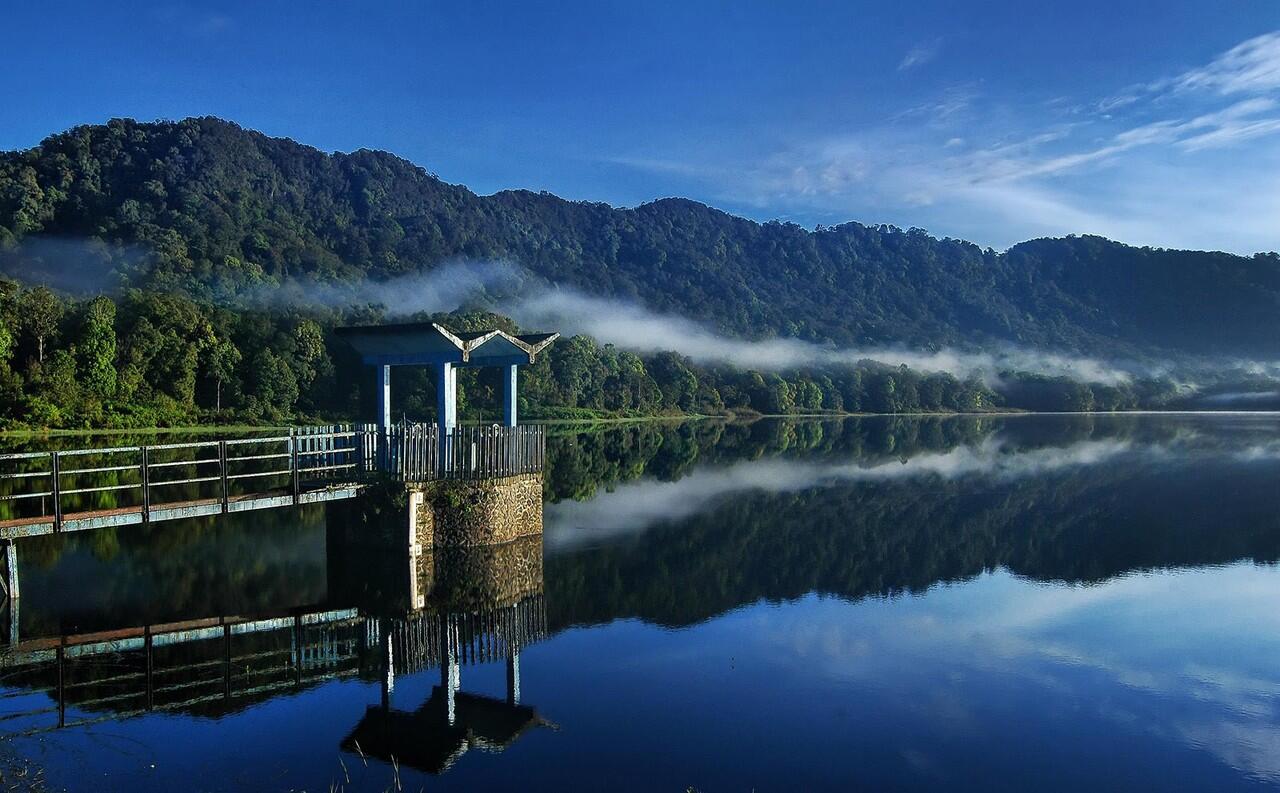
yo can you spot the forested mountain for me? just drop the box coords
[0,117,1273,427]
[3,116,1278,358]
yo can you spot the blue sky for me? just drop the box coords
[2,1,1279,253]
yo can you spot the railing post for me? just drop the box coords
[140,446,151,523]
[290,430,300,505]
[218,440,229,513]
[50,452,61,533]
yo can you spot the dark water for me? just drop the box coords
[4,414,1280,791]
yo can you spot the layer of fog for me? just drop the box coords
[544,436,1133,553]
[254,261,1136,385]
[16,247,1277,391]
[0,237,142,293]
[511,289,1134,385]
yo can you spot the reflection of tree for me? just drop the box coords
[19,506,329,635]
[542,416,1010,504]
[546,420,1280,630]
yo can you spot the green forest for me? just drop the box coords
[0,116,1275,428]
[0,280,1198,429]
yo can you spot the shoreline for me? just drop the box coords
[1,408,1277,440]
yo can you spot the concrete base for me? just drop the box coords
[326,474,543,615]
[326,473,542,552]
[415,474,543,548]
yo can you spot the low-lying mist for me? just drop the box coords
[252,261,1138,385]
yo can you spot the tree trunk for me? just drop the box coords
[216,379,222,412]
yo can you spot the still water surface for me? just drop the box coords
[3,414,1280,791]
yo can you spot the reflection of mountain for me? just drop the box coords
[542,415,1008,503]
[546,428,1280,629]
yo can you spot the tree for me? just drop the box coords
[0,323,12,366]
[871,373,898,413]
[205,338,241,412]
[795,379,824,411]
[78,296,117,398]
[19,286,62,363]
[246,348,299,421]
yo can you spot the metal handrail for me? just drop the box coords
[0,422,544,532]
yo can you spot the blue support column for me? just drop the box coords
[375,365,391,436]
[375,365,391,469]
[437,362,457,433]
[502,364,518,427]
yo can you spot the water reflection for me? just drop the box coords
[0,529,551,779]
[1,415,1279,790]
[542,415,1280,632]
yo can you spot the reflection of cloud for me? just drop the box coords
[751,564,1280,783]
[545,438,1131,551]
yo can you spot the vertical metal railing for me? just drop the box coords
[368,423,543,482]
[0,423,543,530]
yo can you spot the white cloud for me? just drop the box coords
[509,287,1132,383]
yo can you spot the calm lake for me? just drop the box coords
[3,414,1280,791]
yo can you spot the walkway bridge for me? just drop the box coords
[0,423,546,540]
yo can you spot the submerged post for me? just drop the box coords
[441,614,460,726]
[4,542,16,648]
[382,628,395,710]
[502,364,518,427]
[506,649,521,705]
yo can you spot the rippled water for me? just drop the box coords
[4,414,1280,791]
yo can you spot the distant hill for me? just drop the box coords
[2,116,1278,359]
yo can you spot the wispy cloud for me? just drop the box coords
[898,39,942,72]
[1166,30,1280,96]
[610,29,1280,253]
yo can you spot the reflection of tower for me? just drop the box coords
[341,524,551,776]
[347,590,550,775]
